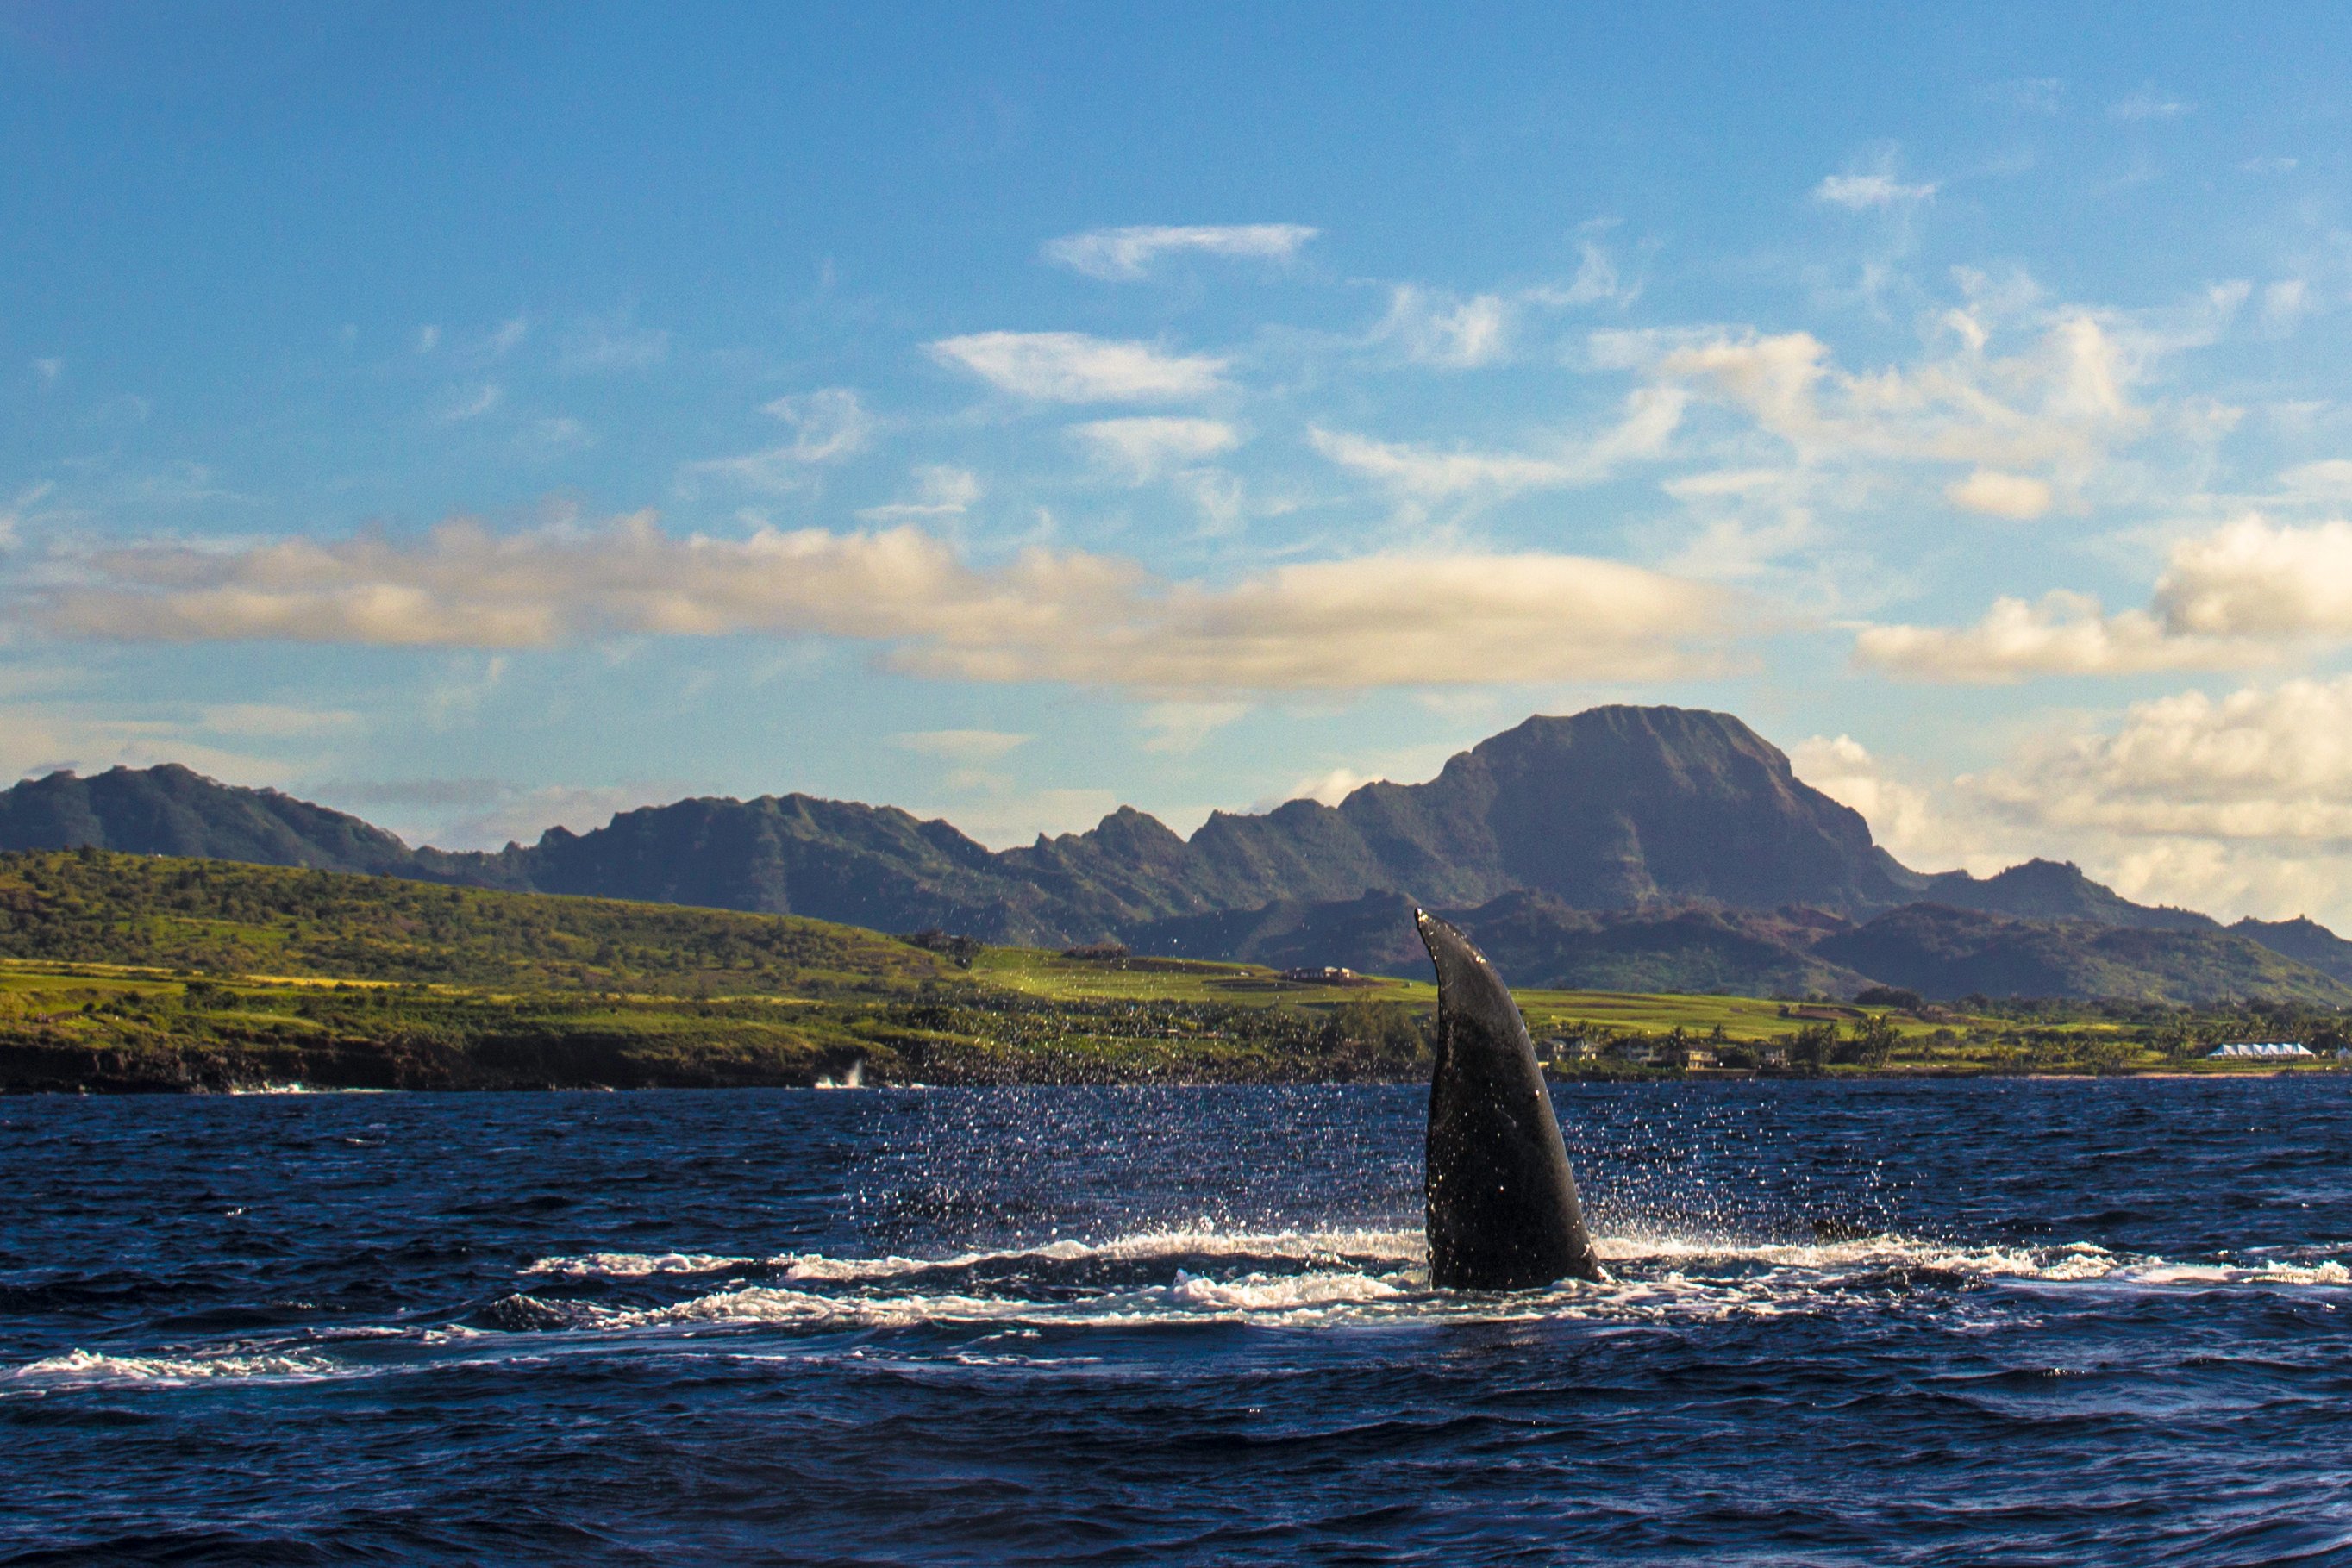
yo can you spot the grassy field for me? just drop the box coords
[0,849,2342,1090]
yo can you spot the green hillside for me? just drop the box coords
[0,848,950,995]
[0,849,2342,1091]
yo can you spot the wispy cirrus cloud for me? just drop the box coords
[1042,223,1317,280]
[28,512,1739,695]
[684,389,873,493]
[858,465,980,521]
[1071,416,1240,481]
[1375,285,1511,368]
[1812,172,1938,209]
[1310,385,1686,500]
[929,332,1228,402]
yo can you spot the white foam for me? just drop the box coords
[525,1252,755,1278]
[10,1348,341,1387]
[775,1227,1421,1284]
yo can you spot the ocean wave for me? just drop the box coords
[523,1252,757,1278]
[9,1347,343,1387]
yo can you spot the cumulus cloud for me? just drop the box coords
[1378,285,1511,368]
[1812,172,1938,209]
[929,332,1227,402]
[1855,591,2261,683]
[1789,734,2011,876]
[2151,515,2352,638]
[30,514,1736,696]
[1070,417,1240,482]
[685,389,873,493]
[1041,223,1317,280]
[1310,385,1685,500]
[1977,679,2352,844]
[1855,515,2352,682]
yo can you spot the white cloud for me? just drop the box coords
[30,358,62,384]
[1557,234,1636,308]
[32,514,1739,696]
[1812,173,1938,209]
[1287,766,1378,807]
[0,482,53,550]
[1140,701,1250,753]
[1803,698,2352,925]
[686,389,873,493]
[440,383,503,422]
[560,313,671,372]
[1856,515,2352,683]
[2111,88,2192,122]
[2153,515,2352,638]
[893,728,1029,762]
[2279,460,2352,501]
[2262,278,2311,328]
[1855,590,2261,683]
[1042,223,1317,280]
[415,326,441,353]
[1789,734,2011,877]
[524,416,594,453]
[929,332,1227,403]
[485,317,529,356]
[1378,285,1511,368]
[1946,469,2053,519]
[859,465,980,521]
[1639,315,2141,477]
[1071,416,1241,481]
[1310,385,1685,499]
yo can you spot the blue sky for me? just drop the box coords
[9,3,2352,922]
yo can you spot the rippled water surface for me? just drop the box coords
[6,1080,2352,1564]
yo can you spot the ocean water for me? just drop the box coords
[4,1080,2351,1565]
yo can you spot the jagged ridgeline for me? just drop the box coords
[6,704,2351,1003]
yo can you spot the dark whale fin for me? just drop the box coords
[1417,908,1604,1289]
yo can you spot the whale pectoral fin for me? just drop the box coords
[1417,908,1602,1290]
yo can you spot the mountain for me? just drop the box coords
[1917,859,2218,931]
[2227,915,2352,984]
[1129,890,1872,1000]
[1,707,1922,939]
[1131,890,2347,1006]
[1814,904,2352,1007]
[0,763,428,877]
[9,704,2349,1003]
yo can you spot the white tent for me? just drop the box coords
[2207,1042,2313,1059]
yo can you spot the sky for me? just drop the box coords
[9,3,2352,924]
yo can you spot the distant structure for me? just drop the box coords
[1280,965,1369,984]
[2206,1041,2313,1059]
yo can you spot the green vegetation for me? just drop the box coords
[0,850,2343,1091]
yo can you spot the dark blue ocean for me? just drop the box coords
[5,1081,2351,1565]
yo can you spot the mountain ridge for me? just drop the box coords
[8,705,2342,1002]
